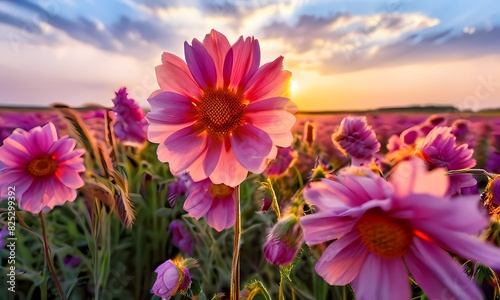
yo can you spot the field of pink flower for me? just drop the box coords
[1,30,500,300]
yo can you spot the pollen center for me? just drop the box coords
[357,210,413,258]
[27,156,58,177]
[198,88,246,138]
[208,183,233,199]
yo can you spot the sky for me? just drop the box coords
[0,0,499,112]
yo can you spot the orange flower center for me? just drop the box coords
[208,183,233,198]
[198,88,246,138]
[357,210,413,258]
[27,156,58,177]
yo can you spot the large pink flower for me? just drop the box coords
[183,178,235,232]
[147,29,297,187]
[300,159,500,299]
[0,123,85,214]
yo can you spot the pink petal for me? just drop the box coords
[183,181,212,219]
[202,29,231,87]
[245,97,294,112]
[48,136,74,157]
[20,179,49,214]
[353,253,410,300]
[315,230,368,285]
[246,110,296,135]
[228,36,260,89]
[396,194,488,234]
[300,213,359,245]
[415,221,500,269]
[148,122,195,145]
[185,136,222,182]
[148,92,197,115]
[0,140,32,166]
[206,195,235,231]
[184,39,217,89]
[156,52,202,98]
[405,238,483,299]
[266,131,294,147]
[391,159,449,198]
[244,56,291,102]
[230,124,273,173]
[56,166,84,189]
[163,125,207,174]
[30,123,58,154]
[210,139,248,187]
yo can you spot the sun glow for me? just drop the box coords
[291,80,299,94]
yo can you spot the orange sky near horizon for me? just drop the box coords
[291,54,500,112]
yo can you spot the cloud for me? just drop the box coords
[262,10,500,74]
[0,0,174,57]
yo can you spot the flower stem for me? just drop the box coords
[230,185,241,300]
[448,168,496,179]
[39,212,67,300]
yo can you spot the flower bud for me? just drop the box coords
[263,215,304,266]
[151,258,196,299]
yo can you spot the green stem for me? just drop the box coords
[278,271,285,300]
[267,178,281,219]
[448,168,496,179]
[39,212,67,300]
[230,185,241,300]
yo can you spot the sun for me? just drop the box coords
[291,80,299,94]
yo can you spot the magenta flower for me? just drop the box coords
[63,255,81,268]
[0,226,9,249]
[0,111,66,145]
[167,173,193,207]
[415,126,476,195]
[151,258,194,299]
[183,178,235,231]
[300,159,500,299]
[168,220,194,255]
[486,151,500,174]
[112,87,148,145]
[0,123,86,214]
[332,116,380,165]
[263,146,297,177]
[147,29,297,187]
[263,214,304,266]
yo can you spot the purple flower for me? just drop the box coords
[263,214,304,266]
[151,258,194,299]
[263,146,297,177]
[63,255,81,268]
[112,87,148,145]
[415,127,476,195]
[168,220,194,255]
[0,226,9,248]
[332,116,380,165]
[486,151,500,174]
[300,159,500,299]
[167,173,193,207]
[0,111,65,145]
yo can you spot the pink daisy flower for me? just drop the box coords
[300,159,500,299]
[112,87,148,145]
[0,123,85,214]
[147,29,297,187]
[332,116,380,166]
[415,126,476,195]
[183,178,235,232]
